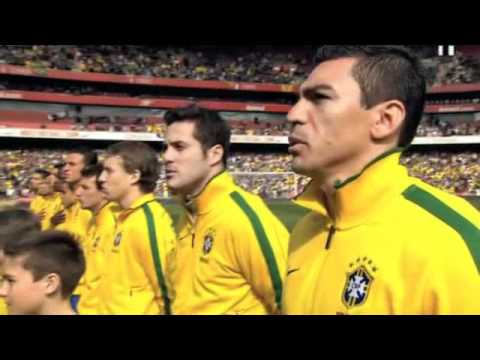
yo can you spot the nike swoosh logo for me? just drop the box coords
[287,268,300,276]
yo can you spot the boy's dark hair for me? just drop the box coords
[315,45,426,146]
[105,141,159,193]
[0,207,41,250]
[67,147,98,167]
[164,104,231,166]
[3,230,86,299]
[81,163,103,190]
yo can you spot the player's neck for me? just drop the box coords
[38,299,76,315]
[120,186,147,209]
[64,200,77,210]
[187,166,225,200]
[92,199,108,215]
[314,145,395,216]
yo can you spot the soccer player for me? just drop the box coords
[75,164,119,314]
[49,147,97,232]
[30,170,63,231]
[164,104,289,315]
[63,147,98,185]
[0,207,41,315]
[283,45,480,315]
[52,180,91,246]
[29,169,45,197]
[0,230,85,315]
[97,141,176,314]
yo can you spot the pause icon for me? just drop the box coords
[438,45,455,57]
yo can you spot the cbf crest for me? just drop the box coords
[342,257,377,308]
[202,228,216,255]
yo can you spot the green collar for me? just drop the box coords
[334,147,404,190]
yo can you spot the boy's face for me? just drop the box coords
[0,255,46,315]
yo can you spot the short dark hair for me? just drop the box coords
[81,163,103,190]
[53,161,65,170]
[314,45,426,146]
[67,146,98,167]
[3,230,85,298]
[32,169,51,179]
[164,104,231,166]
[105,141,159,193]
[0,207,41,250]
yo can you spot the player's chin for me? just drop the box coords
[106,194,117,202]
[102,190,114,201]
[166,177,179,189]
[291,159,309,176]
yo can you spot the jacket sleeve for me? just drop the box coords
[134,206,177,314]
[228,206,289,314]
[422,231,480,314]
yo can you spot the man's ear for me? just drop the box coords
[370,100,406,142]
[128,169,141,186]
[207,145,224,167]
[43,273,61,296]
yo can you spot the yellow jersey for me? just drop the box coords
[283,149,480,315]
[170,171,289,315]
[78,202,119,314]
[30,193,63,231]
[0,298,7,315]
[54,201,92,248]
[95,193,176,315]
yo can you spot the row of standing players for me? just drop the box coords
[2,105,289,315]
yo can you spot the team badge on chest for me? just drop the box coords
[342,257,377,308]
[202,229,216,255]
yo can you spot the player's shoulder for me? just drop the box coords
[399,179,480,230]
[394,179,480,255]
[128,198,172,226]
[222,188,287,239]
[226,187,273,218]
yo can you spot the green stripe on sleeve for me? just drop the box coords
[143,204,172,315]
[230,191,283,310]
[403,185,480,273]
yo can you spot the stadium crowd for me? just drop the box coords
[0,45,479,86]
[0,45,312,84]
[400,151,480,196]
[416,116,480,136]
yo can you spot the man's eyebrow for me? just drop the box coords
[167,140,188,146]
[300,84,336,96]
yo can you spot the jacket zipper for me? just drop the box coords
[325,225,336,250]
